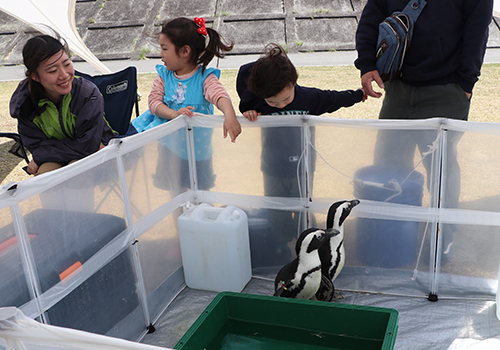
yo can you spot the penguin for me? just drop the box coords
[274,227,338,299]
[316,199,360,301]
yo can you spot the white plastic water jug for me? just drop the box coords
[177,203,252,292]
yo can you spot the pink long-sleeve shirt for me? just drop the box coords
[148,66,231,116]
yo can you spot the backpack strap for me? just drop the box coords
[402,0,427,23]
[375,0,427,82]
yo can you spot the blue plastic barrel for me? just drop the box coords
[243,209,277,269]
[354,165,424,268]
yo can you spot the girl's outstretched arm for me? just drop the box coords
[217,97,241,142]
[204,73,241,142]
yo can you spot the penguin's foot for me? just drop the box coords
[332,291,344,301]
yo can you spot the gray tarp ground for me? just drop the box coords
[141,277,500,350]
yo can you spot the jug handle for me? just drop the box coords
[216,206,246,223]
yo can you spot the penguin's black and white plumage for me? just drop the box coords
[316,199,360,301]
[315,273,335,302]
[274,228,337,300]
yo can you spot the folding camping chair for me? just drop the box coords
[75,66,140,135]
[75,66,151,216]
[0,132,30,174]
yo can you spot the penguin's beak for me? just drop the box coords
[350,199,360,207]
[324,228,340,237]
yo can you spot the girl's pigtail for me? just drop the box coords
[163,17,234,72]
[198,27,234,71]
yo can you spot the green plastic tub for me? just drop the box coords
[175,292,399,350]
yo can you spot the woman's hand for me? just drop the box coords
[27,159,39,175]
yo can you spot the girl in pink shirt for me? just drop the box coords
[129,17,241,190]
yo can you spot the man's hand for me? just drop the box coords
[361,70,385,98]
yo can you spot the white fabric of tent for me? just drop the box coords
[0,307,172,350]
[495,0,500,17]
[0,0,111,74]
[1,114,500,349]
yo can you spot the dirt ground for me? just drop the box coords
[2,63,500,186]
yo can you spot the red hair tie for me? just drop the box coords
[194,17,208,37]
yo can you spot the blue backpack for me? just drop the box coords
[376,0,427,82]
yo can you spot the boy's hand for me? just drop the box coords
[360,88,368,102]
[243,110,261,122]
[223,116,241,143]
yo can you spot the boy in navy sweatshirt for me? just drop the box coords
[237,43,365,262]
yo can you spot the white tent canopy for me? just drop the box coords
[495,0,500,17]
[0,0,111,73]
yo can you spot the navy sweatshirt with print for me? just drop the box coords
[237,62,364,177]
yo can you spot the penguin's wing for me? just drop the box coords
[274,259,299,294]
[274,284,285,297]
[315,273,334,302]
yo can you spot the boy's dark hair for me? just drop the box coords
[161,17,234,72]
[23,31,70,111]
[247,43,298,99]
